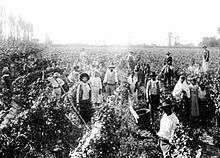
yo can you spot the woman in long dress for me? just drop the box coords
[188,78,200,120]
[202,45,210,73]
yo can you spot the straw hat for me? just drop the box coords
[108,64,115,68]
[158,99,172,109]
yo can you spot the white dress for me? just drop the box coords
[89,77,103,104]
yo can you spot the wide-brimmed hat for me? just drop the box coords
[108,64,115,68]
[80,73,90,81]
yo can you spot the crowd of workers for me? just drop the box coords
[0,45,213,158]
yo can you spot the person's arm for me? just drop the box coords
[146,81,150,102]
[103,71,108,84]
[98,78,102,94]
[76,84,81,105]
[115,70,118,84]
[206,50,210,62]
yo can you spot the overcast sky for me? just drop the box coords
[1,0,220,45]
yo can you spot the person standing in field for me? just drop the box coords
[172,75,190,121]
[146,72,160,124]
[103,64,118,96]
[127,71,138,102]
[188,77,200,121]
[187,59,196,75]
[202,45,210,73]
[157,99,179,158]
[164,52,173,66]
[89,71,103,108]
[67,65,80,86]
[90,61,99,77]
[127,51,136,72]
[76,73,93,123]
[47,72,65,99]
[160,53,174,91]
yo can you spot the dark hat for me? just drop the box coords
[202,45,207,49]
[80,73,90,81]
[150,71,156,77]
[166,52,171,55]
[158,99,172,109]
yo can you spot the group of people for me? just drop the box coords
[45,46,211,158]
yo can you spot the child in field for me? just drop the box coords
[89,71,103,108]
[76,73,93,123]
[202,45,210,73]
[47,72,65,99]
[146,72,160,124]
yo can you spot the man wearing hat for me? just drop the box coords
[127,51,136,72]
[157,99,179,158]
[146,72,160,124]
[160,52,174,89]
[164,52,173,66]
[103,63,118,96]
[202,45,210,73]
[68,65,80,85]
[47,72,65,98]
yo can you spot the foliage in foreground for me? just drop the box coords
[0,40,81,157]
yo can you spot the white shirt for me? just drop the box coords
[67,71,79,83]
[89,77,102,92]
[103,69,118,84]
[127,75,138,92]
[47,77,65,88]
[76,82,91,102]
[157,113,179,142]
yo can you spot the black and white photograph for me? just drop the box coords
[0,0,220,157]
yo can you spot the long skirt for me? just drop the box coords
[202,59,209,73]
[79,100,93,123]
[149,94,160,122]
[105,84,116,96]
[91,91,102,104]
[191,94,200,117]
[160,139,172,158]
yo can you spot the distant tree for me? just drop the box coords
[200,37,220,47]
[217,27,220,36]
[45,34,53,45]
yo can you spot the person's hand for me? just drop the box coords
[103,83,107,87]
[76,103,80,111]
[99,89,102,94]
